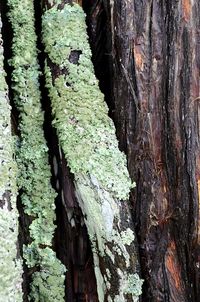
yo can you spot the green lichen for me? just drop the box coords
[42,2,142,301]
[113,272,143,302]
[42,3,134,201]
[125,274,143,297]
[75,176,133,267]
[0,19,23,302]
[74,163,143,302]
[24,244,66,302]
[7,0,66,300]
[121,228,135,246]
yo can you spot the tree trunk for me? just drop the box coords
[6,0,66,300]
[85,0,200,301]
[0,0,199,301]
[41,1,142,301]
[0,16,23,301]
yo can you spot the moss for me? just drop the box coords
[42,2,142,301]
[0,19,23,301]
[7,0,66,300]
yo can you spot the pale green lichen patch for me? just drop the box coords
[121,228,135,246]
[42,3,134,201]
[0,19,23,301]
[7,0,66,300]
[114,271,143,302]
[75,175,120,254]
[93,252,106,302]
[75,178,133,267]
[125,274,143,297]
[24,245,66,302]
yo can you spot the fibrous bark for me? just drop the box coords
[0,16,23,302]
[42,1,142,301]
[86,0,200,301]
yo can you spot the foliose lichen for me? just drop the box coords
[0,18,23,302]
[113,272,143,302]
[42,2,142,301]
[125,274,143,297]
[7,0,66,300]
[24,245,66,302]
[42,3,134,201]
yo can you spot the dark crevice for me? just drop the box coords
[82,0,114,119]
[69,50,82,64]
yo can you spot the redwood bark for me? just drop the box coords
[0,0,199,301]
[85,0,200,301]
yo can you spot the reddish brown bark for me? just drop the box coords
[85,0,200,301]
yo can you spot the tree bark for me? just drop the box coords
[0,0,199,301]
[6,0,66,300]
[41,1,142,301]
[85,0,200,301]
[0,16,23,301]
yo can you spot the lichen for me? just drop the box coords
[7,0,66,300]
[113,271,143,302]
[0,18,23,302]
[120,228,135,246]
[125,274,143,297]
[75,176,134,267]
[42,3,134,201]
[24,244,66,302]
[42,2,142,301]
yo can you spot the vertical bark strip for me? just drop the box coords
[101,0,200,301]
[7,0,66,301]
[42,1,142,301]
[51,143,99,301]
[0,17,23,302]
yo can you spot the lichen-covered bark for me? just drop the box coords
[7,0,66,300]
[85,0,200,301]
[0,17,23,302]
[42,1,142,301]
